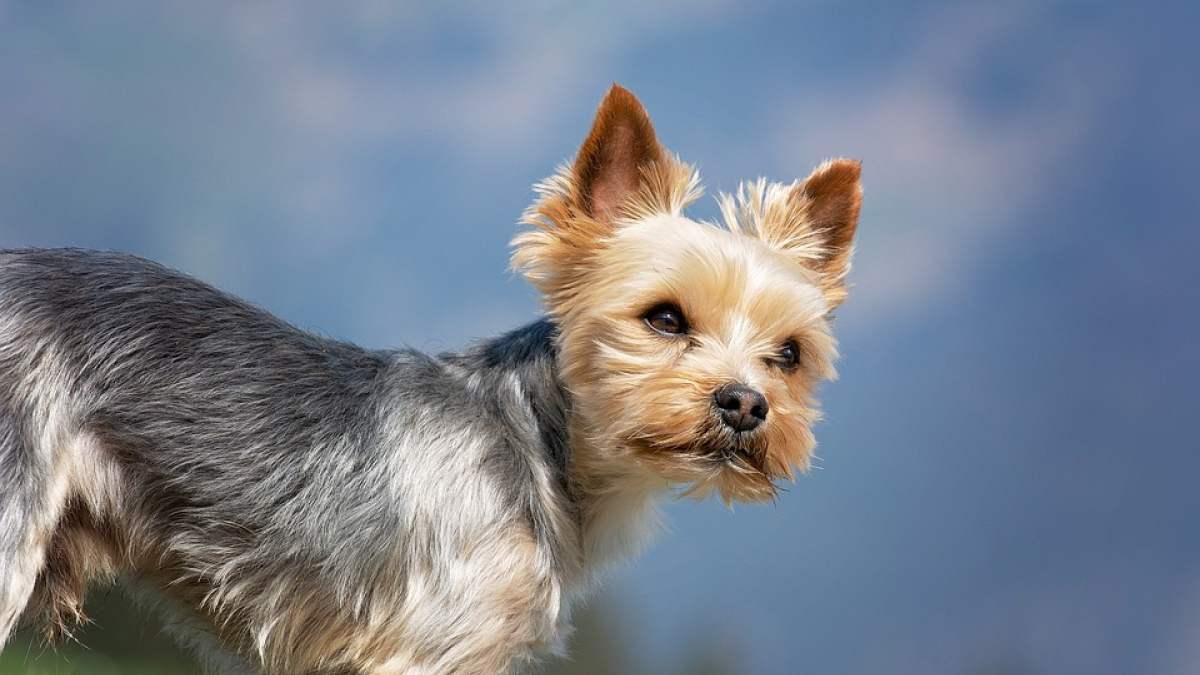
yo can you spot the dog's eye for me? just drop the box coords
[644,303,688,336]
[777,340,800,369]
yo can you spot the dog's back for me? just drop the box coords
[0,249,384,645]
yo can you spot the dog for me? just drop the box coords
[0,85,861,674]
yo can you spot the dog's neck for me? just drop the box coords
[464,320,667,584]
[565,424,668,577]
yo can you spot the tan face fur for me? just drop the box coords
[514,85,861,504]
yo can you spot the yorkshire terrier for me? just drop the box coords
[0,85,861,674]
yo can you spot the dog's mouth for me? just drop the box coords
[706,441,762,469]
[705,423,770,464]
[610,397,816,504]
[630,419,773,469]
[627,429,782,503]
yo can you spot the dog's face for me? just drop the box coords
[513,86,861,503]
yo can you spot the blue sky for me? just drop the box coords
[2,1,1198,674]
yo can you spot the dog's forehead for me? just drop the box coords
[606,214,828,330]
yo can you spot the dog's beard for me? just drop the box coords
[620,421,783,503]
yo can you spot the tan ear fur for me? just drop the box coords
[789,159,862,308]
[715,159,862,309]
[794,159,861,273]
[573,85,665,225]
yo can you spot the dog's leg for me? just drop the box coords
[0,334,111,649]
[0,420,75,647]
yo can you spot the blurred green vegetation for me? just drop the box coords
[0,589,740,675]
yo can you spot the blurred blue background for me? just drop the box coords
[2,1,1198,674]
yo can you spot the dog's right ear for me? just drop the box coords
[570,85,666,226]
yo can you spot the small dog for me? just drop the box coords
[0,86,861,674]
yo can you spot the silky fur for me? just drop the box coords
[0,85,861,674]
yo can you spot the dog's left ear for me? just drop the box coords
[789,159,862,308]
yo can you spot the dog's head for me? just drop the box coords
[513,85,861,503]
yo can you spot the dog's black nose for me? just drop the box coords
[714,383,768,433]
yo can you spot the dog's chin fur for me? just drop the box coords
[0,85,860,675]
[615,425,781,504]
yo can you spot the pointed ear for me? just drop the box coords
[512,85,699,312]
[571,84,666,225]
[792,159,862,306]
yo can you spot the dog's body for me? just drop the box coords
[0,87,862,674]
[0,249,578,673]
